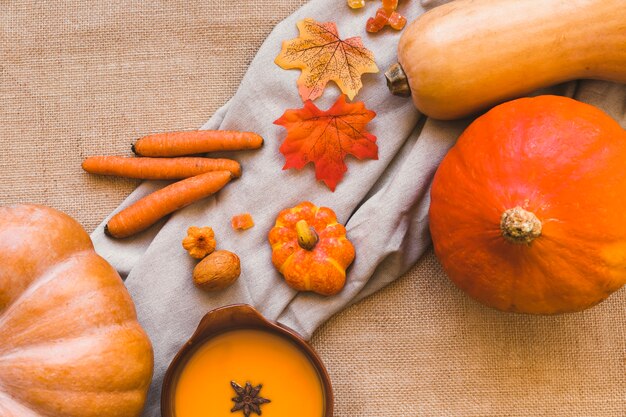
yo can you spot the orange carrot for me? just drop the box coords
[105,170,233,239]
[82,156,241,178]
[132,130,264,157]
[231,213,255,230]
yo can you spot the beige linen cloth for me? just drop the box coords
[89,0,626,415]
[3,0,625,416]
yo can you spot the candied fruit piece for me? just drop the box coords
[366,9,389,32]
[381,0,398,10]
[231,213,255,231]
[348,0,366,8]
[366,6,407,32]
[388,10,407,30]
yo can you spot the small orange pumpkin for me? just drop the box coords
[268,201,355,296]
[429,95,626,314]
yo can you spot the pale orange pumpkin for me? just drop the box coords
[0,204,153,417]
[429,95,626,314]
[268,201,355,296]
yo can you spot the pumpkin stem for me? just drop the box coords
[500,206,542,244]
[385,63,411,97]
[295,219,318,251]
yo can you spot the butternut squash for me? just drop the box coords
[386,0,626,120]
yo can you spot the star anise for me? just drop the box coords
[230,381,271,417]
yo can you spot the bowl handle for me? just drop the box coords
[190,304,270,342]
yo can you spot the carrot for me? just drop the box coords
[105,170,233,239]
[82,156,241,178]
[132,130,264,157]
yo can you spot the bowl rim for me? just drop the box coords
[160,303,333,417]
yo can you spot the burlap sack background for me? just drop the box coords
[1,1,624,415]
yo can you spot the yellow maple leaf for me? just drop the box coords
[275,18,379,101]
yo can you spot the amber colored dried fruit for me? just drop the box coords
[350,0,406,33]
[387,10,407,30]
[347,0,365,8]
[193,250,241,292]
[366,9,407,32]
[366,5,407,32]
[182,226,216,259]
[231,213,255,231]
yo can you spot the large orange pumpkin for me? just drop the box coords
[0,204,153,416]
[429,95,626,314]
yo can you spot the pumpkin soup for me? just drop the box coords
[174,329,325,417]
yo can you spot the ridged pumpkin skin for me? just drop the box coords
[397,0,626,120]
[429,96,626,314]
[269,201,355,296]
[0,204,153,417]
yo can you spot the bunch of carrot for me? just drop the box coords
[83,130,263,239]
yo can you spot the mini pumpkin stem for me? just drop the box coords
[385,63,411,97]
[295,219,319,250]
[500,206,542,244]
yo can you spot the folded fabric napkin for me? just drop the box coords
[91,0,626,415]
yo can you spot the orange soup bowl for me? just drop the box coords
[161,304,333,417]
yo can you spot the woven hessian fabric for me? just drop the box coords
[1,1,624,415]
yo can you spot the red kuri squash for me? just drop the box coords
[429,95,626,314]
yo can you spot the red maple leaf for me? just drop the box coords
[274,95,378,191]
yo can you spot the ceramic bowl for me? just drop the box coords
[161,304,333,417]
